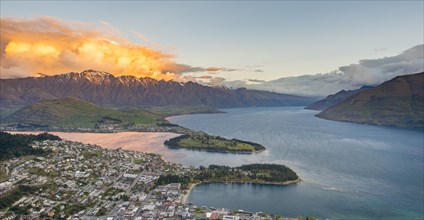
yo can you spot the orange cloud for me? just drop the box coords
[206,67,223,72]
[206,67,238,72]
[0,17,200,80]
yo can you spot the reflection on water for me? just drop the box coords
[10,131,180,154]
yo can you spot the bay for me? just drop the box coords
[12,107,423,219]
[168,107,424,219]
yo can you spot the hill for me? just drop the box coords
[0,132,61,160]
[316,72,424,128]
[0,70,317,117]
[305,86,373,110]
[2,97,166,130]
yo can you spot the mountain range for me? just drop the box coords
[2,69,422,129]
[305,86,374,111]
[317,72,424,129]
[0,70,317,117]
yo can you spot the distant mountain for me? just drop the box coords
[0,70,317,117]
[316,72,424,129]
[305,86,374,110]
[3,97,164,129]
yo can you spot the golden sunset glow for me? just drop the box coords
[0,17,192,80]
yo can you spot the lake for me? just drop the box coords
[10,131,180,153]
[168,107,424,219]
[12,107,423,219]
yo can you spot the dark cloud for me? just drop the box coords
[196,75,213,79]
[247,79,266,83]
[161,63,204,74]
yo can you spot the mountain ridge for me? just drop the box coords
[305,86,374,110]
[316,72,424,129]
[0,70,317,117]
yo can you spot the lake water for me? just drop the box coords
[10,131,181,153]
[13,107,423,219]
[167,107,424,220]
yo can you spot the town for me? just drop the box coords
[0,139,301,220]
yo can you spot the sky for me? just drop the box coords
[1,1,423,96]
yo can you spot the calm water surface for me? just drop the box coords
[11,131,181,152]
[168,107,424,220]
[13,107,423,219]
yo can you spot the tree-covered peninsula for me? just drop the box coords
[164,132,266,153]
[157,163,300,190]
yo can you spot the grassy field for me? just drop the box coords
[164,132,265,153]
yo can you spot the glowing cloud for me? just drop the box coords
[0,17,202,80]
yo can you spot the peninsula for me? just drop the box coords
[0,132,300,219]
[158,163,300,191]
[1,98,269,154]
[164,132,266,153]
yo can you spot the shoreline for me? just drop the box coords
[5,131,300,189]
[5,130,267,154]
[163,109,225,119]
[181,182,200,204]
[181,178,300,204]
[166,146,266,154]
[199,178,301,186]
[0,126,189,134]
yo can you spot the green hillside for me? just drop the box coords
[317,73,424,129]
[3,97,165,129]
